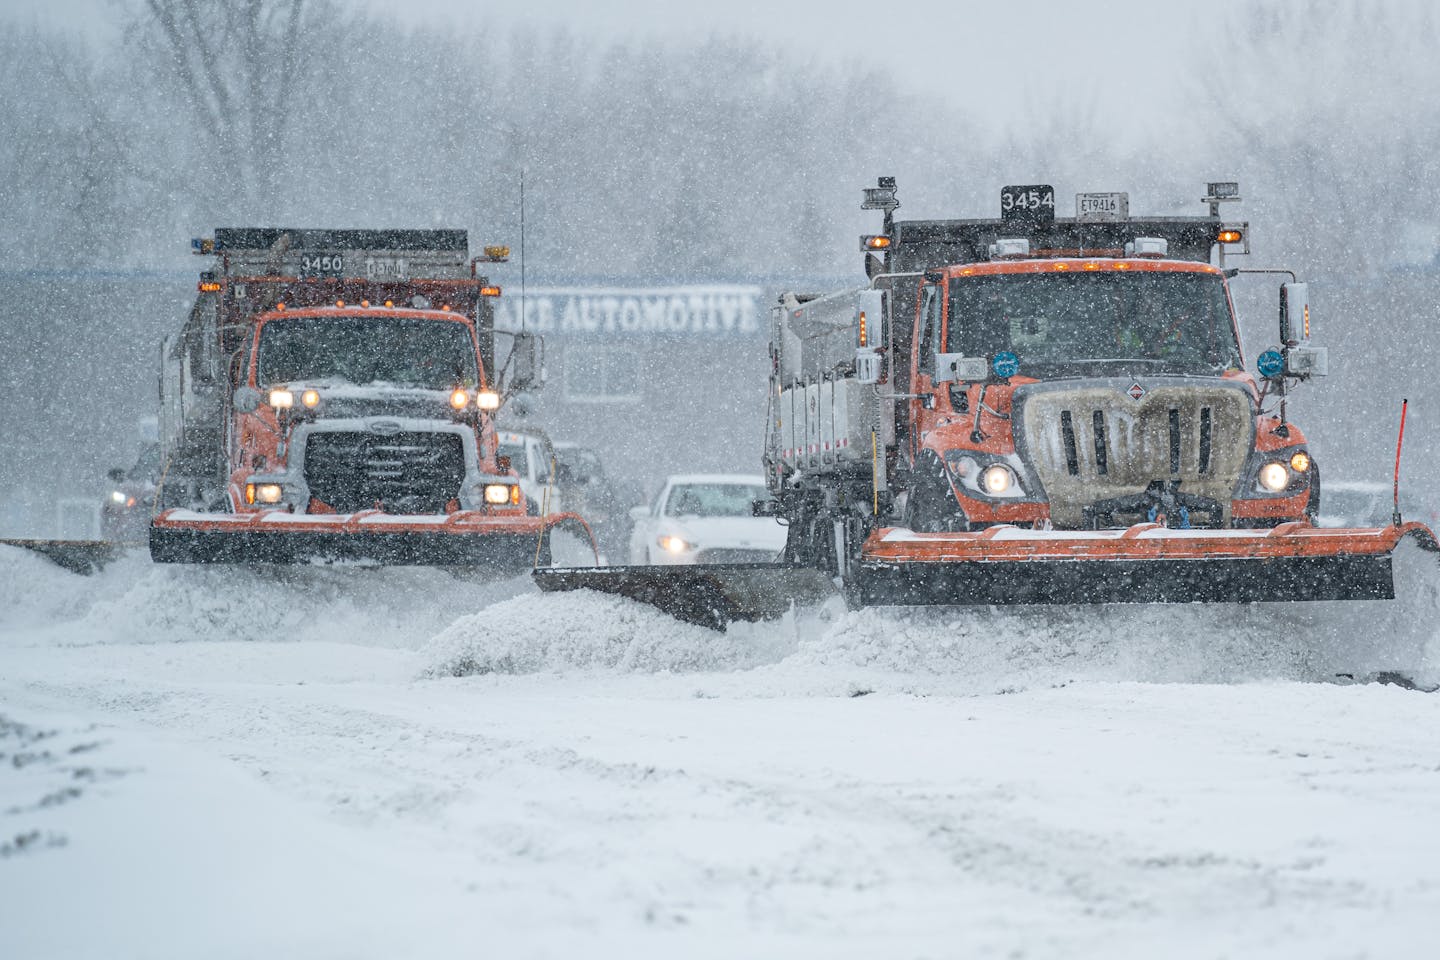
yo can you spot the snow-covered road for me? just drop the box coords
[4,546,1440,958]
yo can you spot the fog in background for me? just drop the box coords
[2,0,1438,534]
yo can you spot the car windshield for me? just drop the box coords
[256,316,478,389]
[665,483,767,518]
[128,444,162,481]
[946,271,1242,376]
[498,442,528,476]
[556,447,602,480]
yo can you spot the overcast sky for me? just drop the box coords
[12,0,1222,142]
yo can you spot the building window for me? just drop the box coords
[562,344,642,403]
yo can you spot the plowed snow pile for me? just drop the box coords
[0,545,526,649]
[423,568,1440,692]
[424,589,791,675]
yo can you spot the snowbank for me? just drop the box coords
[424,589,791,676]
[0,546,526,649]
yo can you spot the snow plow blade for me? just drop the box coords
[150,509,596,568]
[854,521,1440,606]
[0,538,124,574]
[532,563,838,631]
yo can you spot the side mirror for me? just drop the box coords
[232,385,262,413]
[506,332,544,393]
[934,354,989,384]
[628,505,650,522]
[1280,282,1309,343]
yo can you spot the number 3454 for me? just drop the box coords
[1002,189,1055,211]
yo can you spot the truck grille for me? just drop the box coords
[303,431,464,514]
[1014,380,1254,528]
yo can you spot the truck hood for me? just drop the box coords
[1012,376,1256,528]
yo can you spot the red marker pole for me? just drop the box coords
[1393,398,1409,527]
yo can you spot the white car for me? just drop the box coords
[627,474,786,565]
[496,429,562,515]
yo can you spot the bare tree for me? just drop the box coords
[124,0,313,211]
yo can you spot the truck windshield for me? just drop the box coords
[945,271,1242,376]
[256,316,479,388]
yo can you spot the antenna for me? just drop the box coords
[1393,398,1409,526]
[527,170,532,336]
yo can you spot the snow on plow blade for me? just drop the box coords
[533,563,838,631]
[855,521,1440,606]
[150,509,595,568]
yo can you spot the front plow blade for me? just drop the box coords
[533,563,837,630]
[856,521,1439,606]
[150,509,595,569]
[0,538,123,574]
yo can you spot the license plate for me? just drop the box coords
[365,257,410,280]
[1076,192,1129,221]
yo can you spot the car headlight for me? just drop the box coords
[483,483,519,505]
[1258,462,1289,492]
[658,535,694,553]
[268,388,294,409]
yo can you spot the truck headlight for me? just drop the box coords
[658,535,694,553]
[449,388,470,410]
[268,389,294,409]
[476,390,501,411]
[301,389,321,408]
[245,483,284,504]
[1258,462,1289,492]
[110,490,127,504]
[981,464,1013,495]
[483,483,518,505]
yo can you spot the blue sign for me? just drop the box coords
[1256,349,1285,379]
[992,351,1020,379]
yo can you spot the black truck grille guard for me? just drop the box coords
[302,431,465,514]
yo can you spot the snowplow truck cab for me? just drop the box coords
[763,180,1432,605]
[149,228,594,567]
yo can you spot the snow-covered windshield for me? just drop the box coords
[946,271,1242,375]
[664,483,767,517]
[256,316,478,389]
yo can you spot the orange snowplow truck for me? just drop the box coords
[149,228,594,567]
[537,179,1436,623]
[765,179,1436,605]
